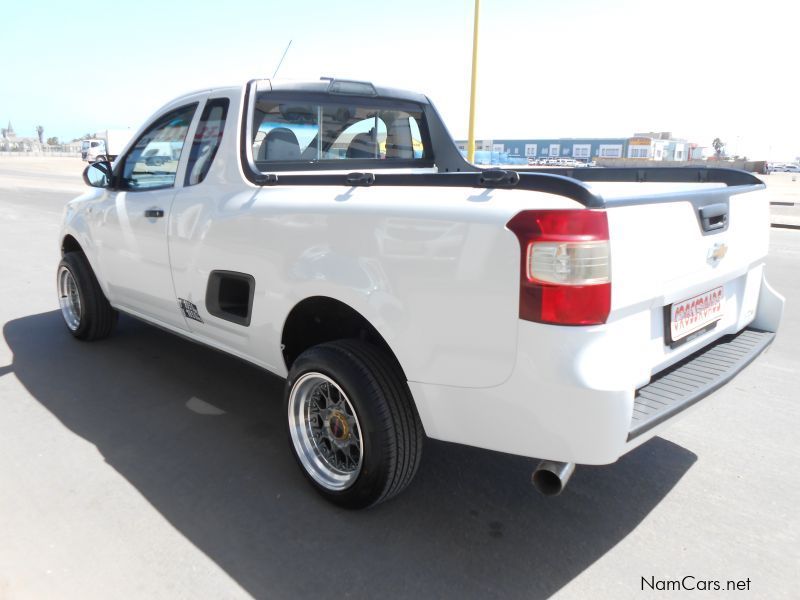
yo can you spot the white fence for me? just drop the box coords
[0,148,81,158]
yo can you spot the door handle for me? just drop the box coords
[698,203,728,232]
[345,172,375,186]
[145,209,165,218]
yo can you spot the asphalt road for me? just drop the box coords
[0,158,798,599]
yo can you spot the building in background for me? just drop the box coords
[627,132,688,161]
[1,121,41,152]
[688,143,710,160]
[456,132,698,164]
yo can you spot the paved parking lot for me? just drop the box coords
[0,157,797,599]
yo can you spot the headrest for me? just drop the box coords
[346,132,376,159]
[259,127,300,161]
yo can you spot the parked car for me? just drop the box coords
[60,78,783,508]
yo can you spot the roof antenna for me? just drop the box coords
[272,40,292,79]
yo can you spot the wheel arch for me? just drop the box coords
[59,229,110,299]
[61,233,83,256]
[280,296,407,381]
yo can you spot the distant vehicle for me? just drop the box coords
[534,158,596,169]
[80,139,102,162]
[140,142,181,166]
[542,157,580,167]
[81,129,134,162]
[765,163,800,174]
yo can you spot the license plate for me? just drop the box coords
[668,286,724,344]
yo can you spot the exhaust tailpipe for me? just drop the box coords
[532,460,575,496]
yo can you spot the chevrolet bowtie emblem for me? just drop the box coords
[707,242,728,265]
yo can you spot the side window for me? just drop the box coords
[118,104,197,191]
[185,98,229,186]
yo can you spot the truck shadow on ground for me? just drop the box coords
[4,311,697,600]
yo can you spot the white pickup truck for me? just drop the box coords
[59,78,784,508]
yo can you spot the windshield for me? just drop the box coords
[250,93,429,169]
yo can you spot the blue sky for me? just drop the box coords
[2,0,798,159]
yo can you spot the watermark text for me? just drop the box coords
[642,576,751,592]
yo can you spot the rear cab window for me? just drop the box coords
[244,87,433,175]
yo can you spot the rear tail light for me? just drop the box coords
[507,210,611,325]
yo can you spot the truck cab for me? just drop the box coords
[80,139,105,162]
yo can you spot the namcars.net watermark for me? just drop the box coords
[642,576,752,592]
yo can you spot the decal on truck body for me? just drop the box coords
[178,298,203,323]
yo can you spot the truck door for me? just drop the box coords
[91,102,200,329]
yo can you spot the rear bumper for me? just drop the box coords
[410,272,783,465]
[629,327,774,440]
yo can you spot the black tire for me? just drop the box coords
[57,252,117,340]
[285,340,424,509]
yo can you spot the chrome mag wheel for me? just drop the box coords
[288,372,364,491]
[57,265,82,331]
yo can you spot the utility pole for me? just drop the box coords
[466,0,480,163]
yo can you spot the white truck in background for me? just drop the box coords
[81,129,133,162]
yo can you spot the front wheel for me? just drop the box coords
[285,340,423,509]
[57,252,117,340]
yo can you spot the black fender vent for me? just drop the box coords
[206,271,256,326]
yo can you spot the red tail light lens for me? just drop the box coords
[507,210,611,325]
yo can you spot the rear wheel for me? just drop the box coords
[286,340,423,509]
[57,252,117,340]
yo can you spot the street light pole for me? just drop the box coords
[467,0,480,163]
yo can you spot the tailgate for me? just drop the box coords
[598,181,771,383]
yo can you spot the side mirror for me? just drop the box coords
[83,161,113,188]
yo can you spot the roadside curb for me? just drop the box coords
[772,223,800,231]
